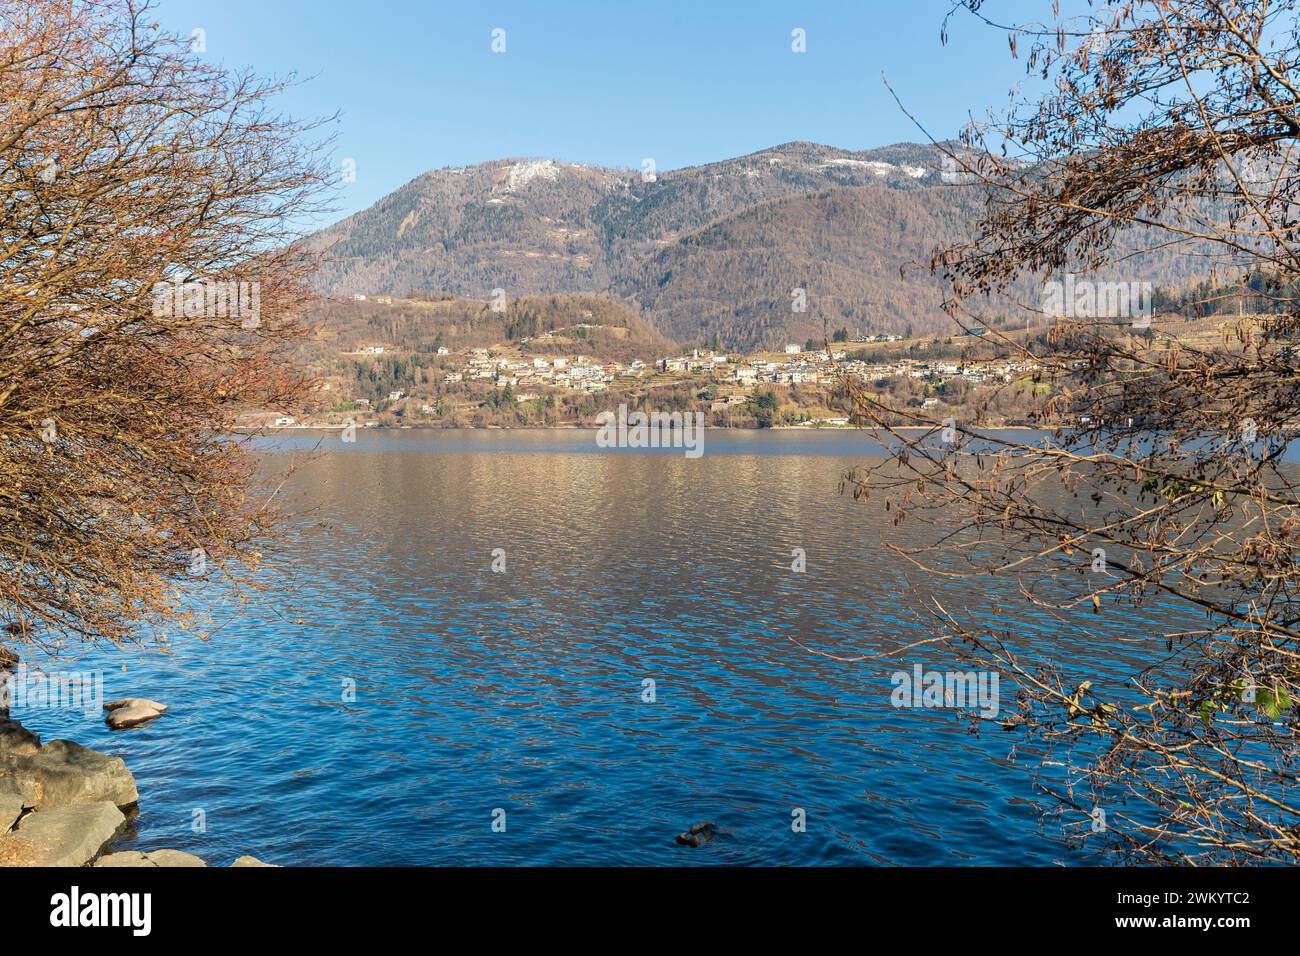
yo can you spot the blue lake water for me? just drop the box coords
[9,429,1198,865]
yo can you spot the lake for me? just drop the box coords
[9,429,1195,865]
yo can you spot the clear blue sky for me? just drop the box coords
[156,0,1045,226]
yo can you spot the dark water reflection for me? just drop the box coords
[13,429,1201,865]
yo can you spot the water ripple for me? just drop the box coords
[13,430,1187,866]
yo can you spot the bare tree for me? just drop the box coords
[0,0,332,655]
[845,0,1300,863]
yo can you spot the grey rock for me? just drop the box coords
[103,698,168,714]
[230,854,277,867]
[146,848,206,867]
[95,848,206,868]
[105,705,164,730]
[675,821,719,847]
[0,793,24,833]
[0,801,124,866]
[0,719,40,755]
[0,739,138,810]
[90,849,150,867]
[0,770,37,809]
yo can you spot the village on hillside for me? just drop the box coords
[255,293,1062,431]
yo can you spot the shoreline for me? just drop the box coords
[1,687,272,868]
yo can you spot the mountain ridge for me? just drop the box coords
[308,140,1206,350]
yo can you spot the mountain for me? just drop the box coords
[308,141,1210,351]
[616,184,993,345]
[315,159,625,299]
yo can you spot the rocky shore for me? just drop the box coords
[1,672,272,867]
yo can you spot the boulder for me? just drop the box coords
[0,768,37,808]
[675,821,719,847]
[0,739,138,810]
[0,801,124,866]
[231,854,277,867]
[95,848,206,867]
[92,849,151,867]
[104,698,168,715]
[0,719,40,755]
[105,705,164,730]
[103,699,167,730]
[145,848,206,867]
[0,793,24,833]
